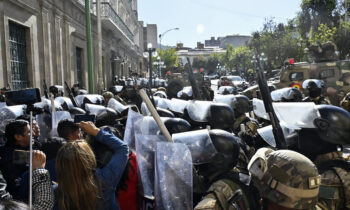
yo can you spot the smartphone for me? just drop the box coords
[74,114,96,123]
[5,88,41,106]
[13,150,30,164]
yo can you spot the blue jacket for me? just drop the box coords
[95,127,129,210]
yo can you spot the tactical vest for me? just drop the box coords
[317,160,350,209]
[194,172,260,210]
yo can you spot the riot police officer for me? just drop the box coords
[295,105,350,209]
[194,130,260,210]
[248,148,321,210]
[302,79,330,104]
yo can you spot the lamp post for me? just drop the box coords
[144,43,157,91]
[159,27,179,49]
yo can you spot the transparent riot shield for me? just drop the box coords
[134,116,172,136]
[177,86,193,98]
[0,102,6,109]
[153,91,167,99]
[85,104,107,116]
[55,96,74,110]
[107,98,127,113]
[253,98,319,129]
[36,113,52,142]
[213,94,236,109]
[0,105,26,133]
[257,124,297,148]
[185,100,212,122]
[135,134,167,198]
[168,98,189,115]
[83,94,105,104]
[75,95,85,107]
[34,98,63,112]
[172,129,217,164]
[218,86,235,94]
[51,111,72,137]
[155,142,192,210]
[124,109,143,151]
[270,87,301,102]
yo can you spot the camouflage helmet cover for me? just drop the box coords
[248,148,320,209]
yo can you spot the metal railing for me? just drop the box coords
[96,2,134,41]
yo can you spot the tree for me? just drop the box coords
[309,23,337,44]
[157,48,179,75]
[192,55,207,70]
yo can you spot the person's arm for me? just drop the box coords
[0,170,12,200]
[32,151,54,210]
[78,122,129,186]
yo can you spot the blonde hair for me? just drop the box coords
[56,140,100,210]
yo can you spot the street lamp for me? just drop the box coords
[159,27,179,49]
[144,43,157,90]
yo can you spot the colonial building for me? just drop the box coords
[0,0,144,93]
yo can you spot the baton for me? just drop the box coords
[29,111,33,209]
[139,89,173,143]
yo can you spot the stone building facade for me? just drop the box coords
[0,0,143,93]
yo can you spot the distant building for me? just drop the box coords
[205,37,221,47]
[196,42,205,49]
[220,35,251,49]
[143,24,158,49]
[176,47,226,65]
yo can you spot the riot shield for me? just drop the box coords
[134,116,170,136]
[172,129,217,164]
[141,97,172,115]
[35,113,52,142]
[75,95,85,107]
[51,111,72,137]
[218,86,236,95]
[168,98,189,115]
[85,104,106,116]
[135,134,167,198]
[213,94,236,109]
[177,86,193,98]
[302,79,323,89]
[34,98,63,112]
[257,124,297,148]
[155,142,192,210]
[185,100,212,122]
[0,102,6,109]
[83,94,105,105]
[253,98,319,129]
[107,98,127,113]
[270,87,301,102]
[124,109,143,151]
[153,91,167,99]
[54,96,74,110]
[0,105,26,133]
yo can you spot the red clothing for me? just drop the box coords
[117,152,138,210]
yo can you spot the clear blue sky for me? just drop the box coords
[138,0,302,48]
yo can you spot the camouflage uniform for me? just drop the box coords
[302,96,330,105]
[314,151,350,210]
[248,148,321,209]
[194,171,259,210]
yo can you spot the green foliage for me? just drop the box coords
[206,55,219,74]
[157,48,179,75]
[249,18,305,69]
[192,55,207,69]
[309,24,337,44]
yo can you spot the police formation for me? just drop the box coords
[0,74,349,210]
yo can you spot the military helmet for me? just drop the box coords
[313,105,350,145]
[248,148,320,209]
[302,79,323,98]
[234,95,252,118]
[209,103,235,131]
[195,129,240,178]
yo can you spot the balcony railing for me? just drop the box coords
[96,2,134,41]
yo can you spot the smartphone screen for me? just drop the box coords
[13,150,30,165]
[74,114,96,123]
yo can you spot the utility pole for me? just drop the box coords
[85,0,94,93]
[97,0,104,93]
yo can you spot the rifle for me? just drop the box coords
[43,80,49,99]
[255,55,287,149]
[186,57,202,100]
[64,81,79,107]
